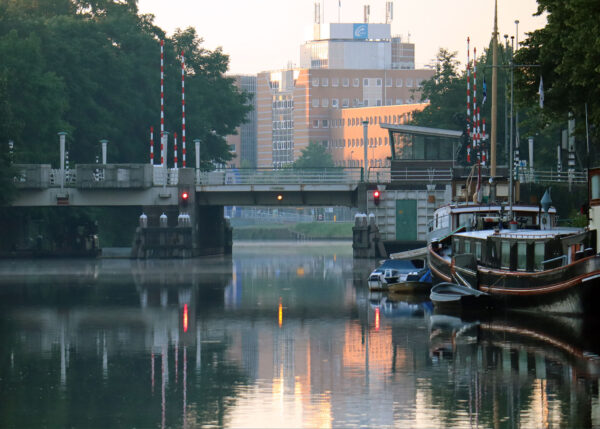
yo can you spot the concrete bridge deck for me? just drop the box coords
[10,164,365,207]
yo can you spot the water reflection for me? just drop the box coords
[0,243,598,428]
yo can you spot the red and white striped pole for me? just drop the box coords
[160,39,165,166]
[174,132,178,169]
[181,51,187,168]
[466,37,471,163]
[150,126,154,164]
[473,47,479,160]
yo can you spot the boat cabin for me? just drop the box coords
[429,204,557,243]
[451,228,595,272]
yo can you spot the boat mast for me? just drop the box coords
[491,0,498,179]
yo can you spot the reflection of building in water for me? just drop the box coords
[3,274,600,428]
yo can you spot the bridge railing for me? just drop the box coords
[197,168,364,185]
[516,169,587,184]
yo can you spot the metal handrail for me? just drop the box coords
[197,168,364,185]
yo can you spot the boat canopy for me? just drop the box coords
[390,247,428,260]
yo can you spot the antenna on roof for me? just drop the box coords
[386,2,393,25]
[364,4,370,23]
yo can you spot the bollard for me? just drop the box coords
[139,213,148,228]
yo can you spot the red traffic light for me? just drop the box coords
[373,190,381,206]
[181,191,189,200]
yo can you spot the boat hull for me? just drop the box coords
[428,244,600,314]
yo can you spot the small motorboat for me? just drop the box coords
[429,282,489,310]
[367,258,431,293]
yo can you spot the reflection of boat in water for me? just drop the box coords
[367,249,432,294]
[368,291,433,318]
[429,311,600,378]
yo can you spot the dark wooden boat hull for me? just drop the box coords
[428,244,600,314]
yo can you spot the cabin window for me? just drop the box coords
[475,241,482,260]
[453,239,460,254]
[592,174,600,200]
[501,240,510,269]
[517,242,527,271]
[534,242,545,270]
[464,240,471,254]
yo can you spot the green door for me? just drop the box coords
[396,199,417,240]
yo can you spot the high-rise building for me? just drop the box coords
[256,6,434,168]
[226,75,257,168]
[257,67,432,168]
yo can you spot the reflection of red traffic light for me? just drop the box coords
[373,190,380,206]
[183,304,188,332]
[375,307,380,331]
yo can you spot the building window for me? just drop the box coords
[312,78,319,87]
[312,98,320,108]
[396,78,403,87]
[376,99,382,106]
[321,77,329,87]
[342,98,349,107]
[363,100,368,107]
[343,78,349,87]
[322,119,329,128]
[386,78,392,87]
[332,98,339,108]
[353,78,360,87]
[312,120,319,128]
[417,78,423,87]
[322,98,329,107]
[376,78,382,87]
[406,78,413,87]
[396,98,403,105]
[363,78,369,87]
[332,78,339,87]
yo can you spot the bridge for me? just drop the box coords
[6,160,589,259]
[11,164,367,207]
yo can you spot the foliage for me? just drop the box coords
[0,0,251,189]
[515,0,600,143]
[411,48,466,131]
[293,142,334,168]
[0,0,252,249]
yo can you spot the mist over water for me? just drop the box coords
[0,242,598,428]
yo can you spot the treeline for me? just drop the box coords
[0,0,252,251]
[412,0,600,171]
[0,0,251,194]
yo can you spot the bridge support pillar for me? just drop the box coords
[195,205,232,256]
[352,213,386,259]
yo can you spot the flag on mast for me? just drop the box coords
[539,76,544,108]
[482,77,487,106]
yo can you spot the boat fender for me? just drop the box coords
[419,269,432,283]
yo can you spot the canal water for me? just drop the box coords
[0,242,599,428]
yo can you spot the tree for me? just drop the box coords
[410,49,465,131]
[293,142,334,168]
[515,0,600,144]
[410,46,513,166]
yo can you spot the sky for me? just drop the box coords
[136,0,547,75]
